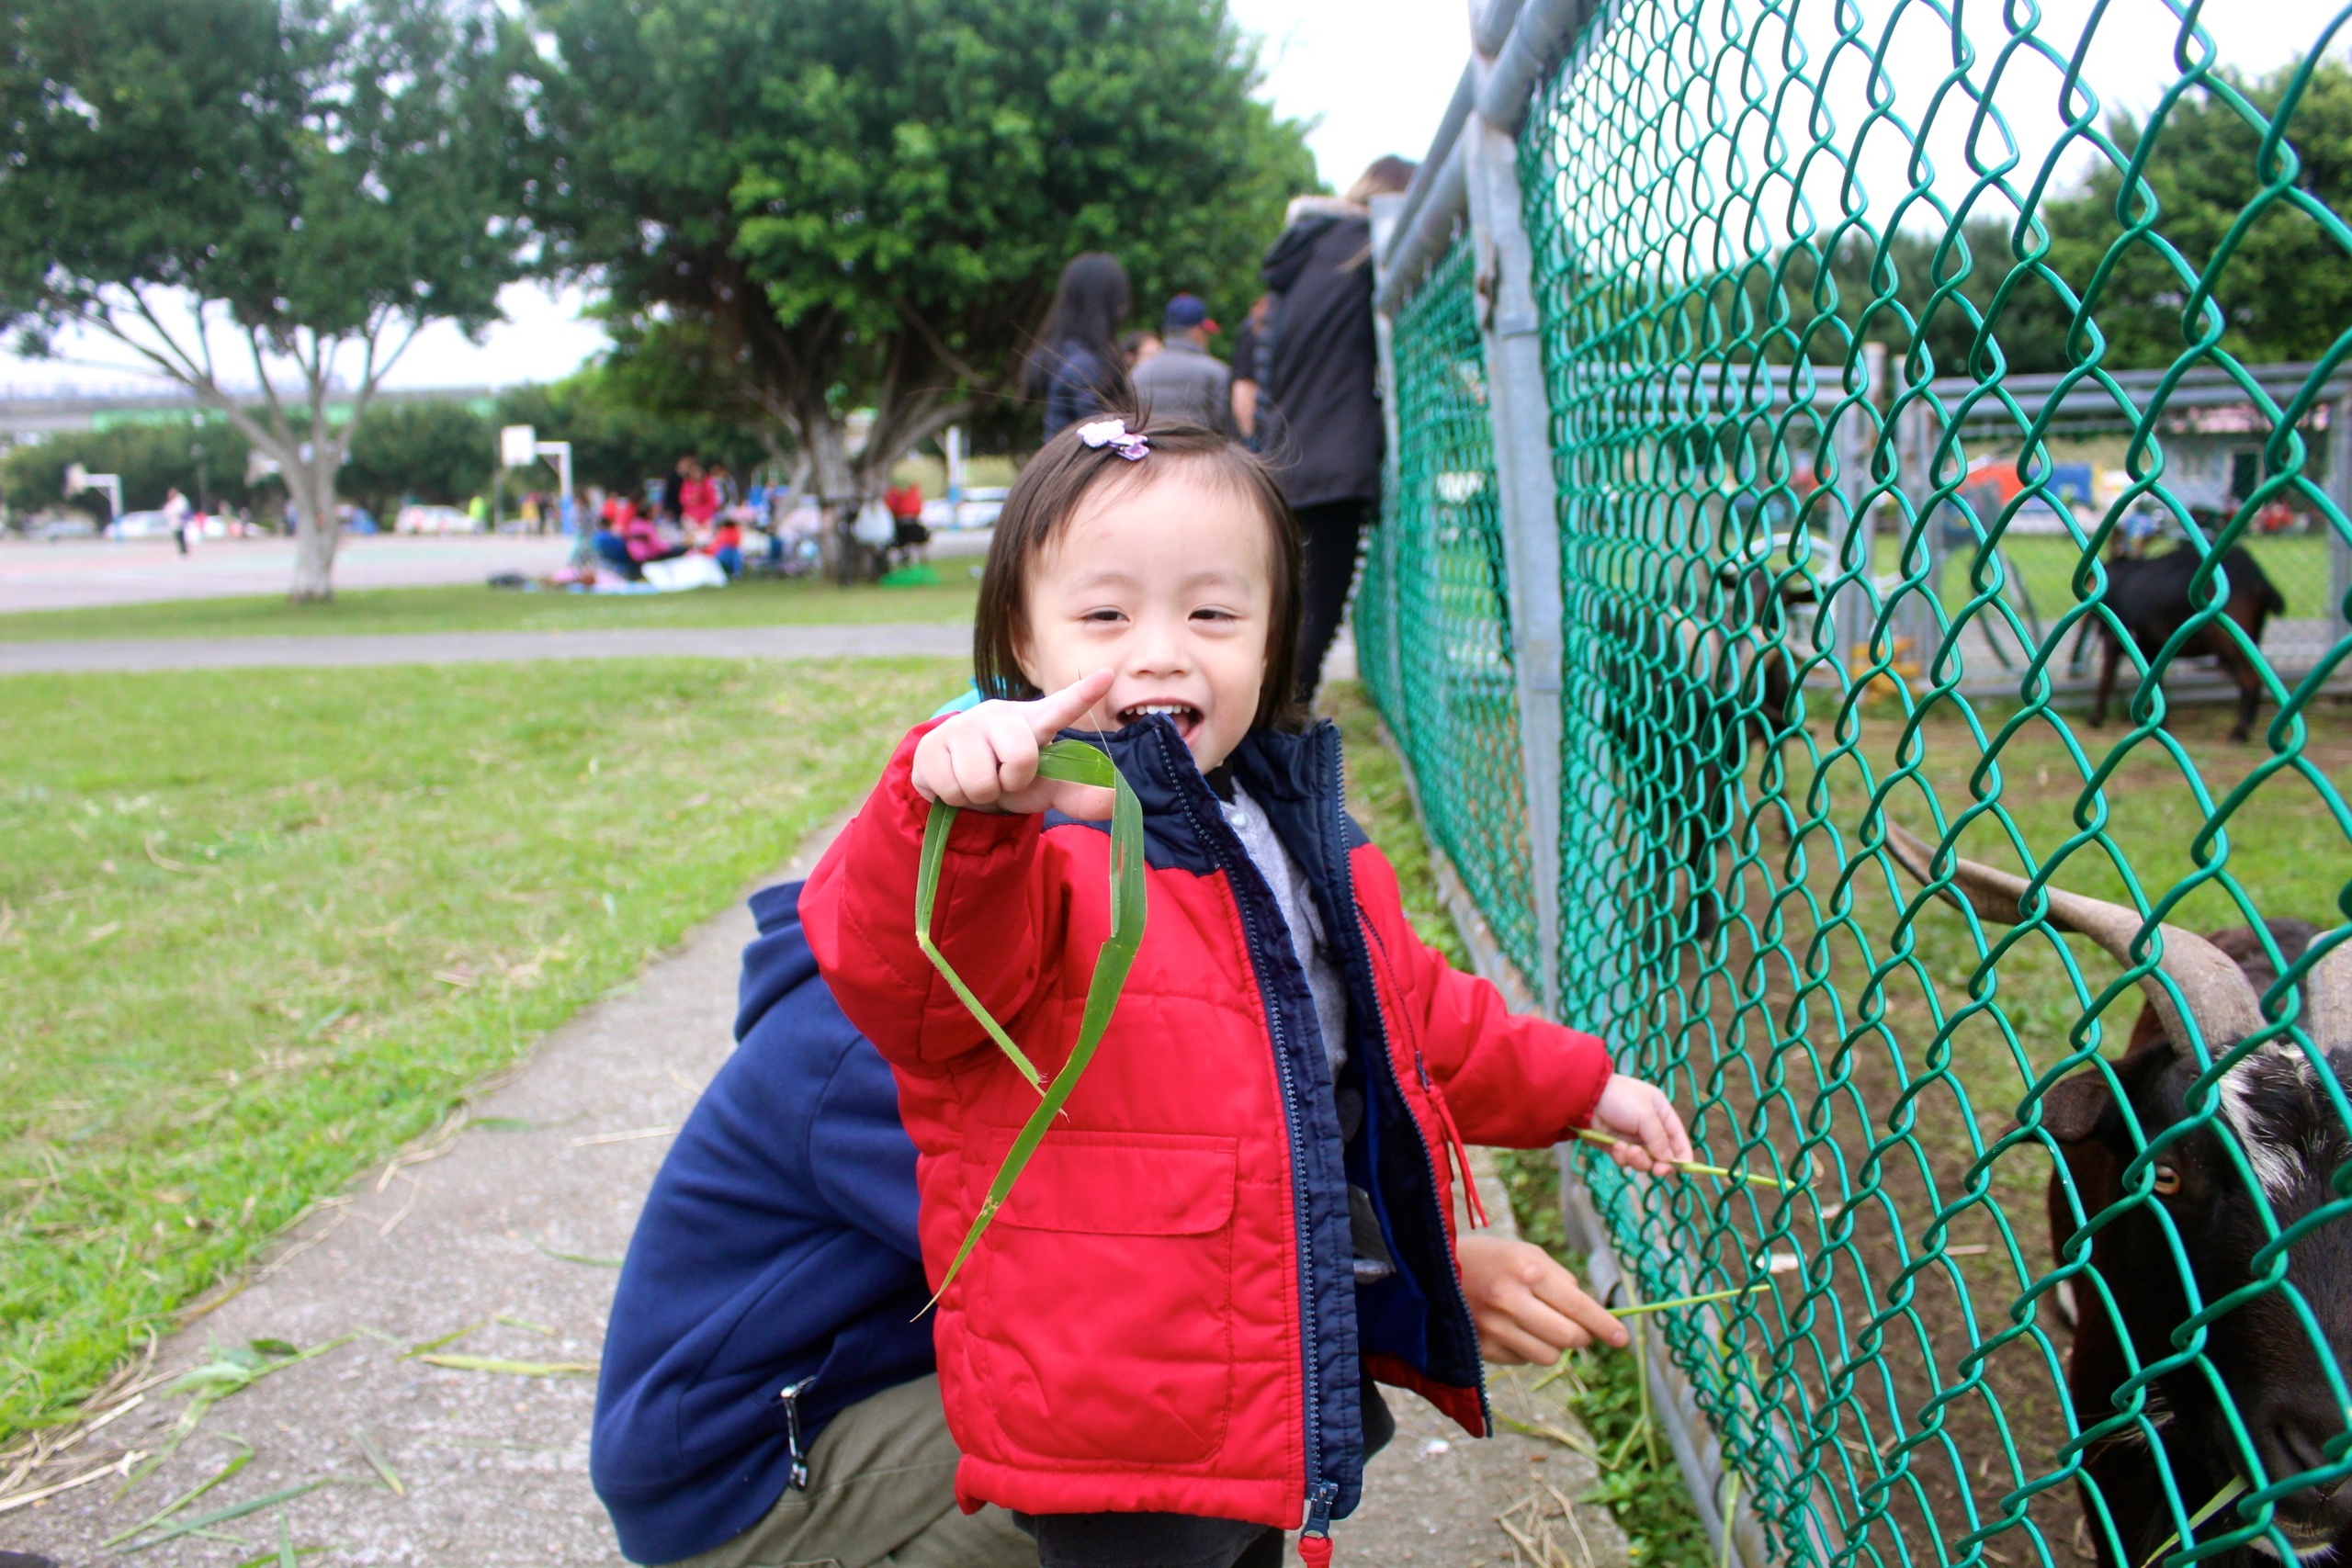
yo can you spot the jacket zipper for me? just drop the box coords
[1167,735,1333,1540]
[776,1373,817,1489]
[1318,731,1490,1438]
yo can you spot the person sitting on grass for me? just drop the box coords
[792,412,1691,1568]
[591,880,1652,1568]
[704,516,745,580]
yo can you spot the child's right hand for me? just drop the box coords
[1593,1073,1694,1177]
[910,668,1117,818]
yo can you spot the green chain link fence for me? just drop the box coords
[1362,5,2352,1567]
[1356,237,1543,984]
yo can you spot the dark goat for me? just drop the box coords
[1684,563,1812,940]
[1886,823,2352,1568]
[2090,545,2285,743]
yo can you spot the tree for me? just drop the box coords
[0,416,259,520]
[526,0,1314,575]
[491,371,778,500]
[340,401,498,521]
[2039,58,2352,369]
[0,0,528,599]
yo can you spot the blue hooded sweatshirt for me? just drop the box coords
[590,880,934,1564]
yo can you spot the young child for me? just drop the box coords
[800,415,1692,1568]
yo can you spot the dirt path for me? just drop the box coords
[6,810,1602,1567]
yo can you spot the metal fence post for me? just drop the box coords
[2332,394,2352,641]
[1830,344,1884,683]
[1460,113,1564,1015]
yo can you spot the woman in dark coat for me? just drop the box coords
[1023,253,1132,441]
[1257,156,1416,702]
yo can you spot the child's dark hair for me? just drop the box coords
[974,414,1306,731]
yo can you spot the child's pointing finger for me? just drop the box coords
[1022,667,1115,743]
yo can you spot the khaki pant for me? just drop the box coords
[662,1375,1038,1568]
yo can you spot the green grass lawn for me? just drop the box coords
[1878,532,2334,622]
[0,573,982,642]
[0,656,960,1436]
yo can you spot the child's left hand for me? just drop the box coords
[1592,1073,1694,1176]
[1456,1234,1629,1360]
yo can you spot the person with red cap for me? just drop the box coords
[1131,293,1232,433]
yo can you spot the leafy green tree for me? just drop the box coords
[526,0,1314,573]
[341,401,497,521]
[0,417,259,519]
[0,0,527,599]
[1724,60,2352,383]
[491,373,776,502]
[2039,58,2352,368]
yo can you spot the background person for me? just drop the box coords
[1257,155,1417,702]
[1021,252,1132,441]
[1129,293,1231,432]
[1228,295,1270,441]
[163,486,192,555]
[1121,329,1162,369]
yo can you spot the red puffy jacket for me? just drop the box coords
[800,716,1611,1546]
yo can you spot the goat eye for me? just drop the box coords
[2152,1164,2182,1195]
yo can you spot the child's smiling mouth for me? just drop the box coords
[1118,701,1204,742]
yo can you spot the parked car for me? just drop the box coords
[395,503,477,536]
[112,509,176,539]
[38,514,97,541]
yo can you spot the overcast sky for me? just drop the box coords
[6,0,2338,395]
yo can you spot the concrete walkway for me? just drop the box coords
[0,536,576,615]
[0,623,972,674]
[5,810,1603,1567]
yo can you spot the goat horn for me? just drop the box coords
[2301,936,2352,1049]
[1881,820,2266,1051]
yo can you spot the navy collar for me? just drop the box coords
[1048,717,1339,874]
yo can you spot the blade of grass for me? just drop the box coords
[101,1438,254,1547]
[1611,1284,1772,1318]
[232,1548,323,1568]
[414,1354,594,1377]
[492,1314,555,1337]
[277,1507,297,1568]
[401,1322,484,1359]
[914,798,1045,1089]
[120,1479,334,1552]
[2138,1477,2249,1568]
[918,742,1146,1306]
[1575,1128,1795,1192]
[532,1243,622,1268]
[346,1429,402,1496]
[1496,1410,1601,1459]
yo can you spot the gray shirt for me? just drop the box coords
[1131,336,1233,434]
[1220,784,1347,1077]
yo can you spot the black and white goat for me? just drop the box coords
[1886,822,2352,1568]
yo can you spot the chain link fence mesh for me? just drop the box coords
[1363,6,2352,1568]
[1357,236,1541,983]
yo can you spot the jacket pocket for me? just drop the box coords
[967,1130,1237,1466]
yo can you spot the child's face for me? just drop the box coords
[1017,463,1273,775]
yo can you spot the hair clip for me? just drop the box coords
[1076,418,1150,461]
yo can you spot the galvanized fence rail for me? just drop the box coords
[1361,5,2352,1568]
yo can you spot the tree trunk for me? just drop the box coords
[799,412,875,587]
[286,457,342,603]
